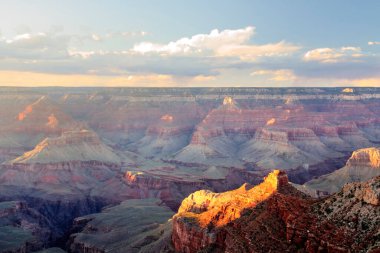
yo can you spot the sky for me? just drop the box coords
[0,0,379,87]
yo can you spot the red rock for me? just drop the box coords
[172,171,380,253]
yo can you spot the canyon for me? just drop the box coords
[0,87,379,252]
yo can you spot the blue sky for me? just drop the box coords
[0,0,379,87]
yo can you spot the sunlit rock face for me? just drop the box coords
[161,114,174,122]
[175,170,287,228]
[223,96,234,106]
[172,170,294,252]
[347,147,380,168]
[265,117,276,126]
[342,88,354,93]
[172,171,380,253]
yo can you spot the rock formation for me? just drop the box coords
[172,170,380,253]
[302,147,380,195]
[9,130,121,165]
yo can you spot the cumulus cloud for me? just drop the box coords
[133,26,255,55]
[303,47,363,63]
[0,26,298,78]
[132,27,299,60]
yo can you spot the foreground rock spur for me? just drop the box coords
[172,170,380,253]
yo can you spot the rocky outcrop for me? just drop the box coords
[172,170,295,252]
[172,171,380,253]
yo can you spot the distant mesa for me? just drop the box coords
[8,129,121,165]
[161,114,174,122]
[223,96,234,106]
[302,147,380,195]
[221,96,239,110]
[284,97,299,105]
[342,88,354,93]
[266,117,276,126]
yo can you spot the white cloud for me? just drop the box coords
[133,26,255,55]
[303,47,363,63]
[368,41,380,45]
[0,27,301,79]
[132,27,299,60]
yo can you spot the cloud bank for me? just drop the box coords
[0,26,378,87]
